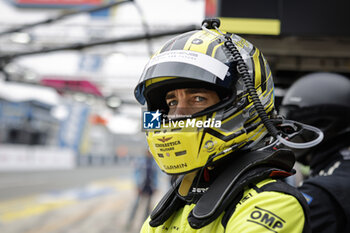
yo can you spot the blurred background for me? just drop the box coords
[0,0,349,232]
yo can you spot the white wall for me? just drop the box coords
[0,145,75,171]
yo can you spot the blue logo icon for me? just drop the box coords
[301,192,313,204]
[143,110,162,129]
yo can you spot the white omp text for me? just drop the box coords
[162,118,221,128]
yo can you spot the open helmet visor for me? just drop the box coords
[134,50,232,108]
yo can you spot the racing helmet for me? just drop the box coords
[280,72,350,162]
[134,27,275,175]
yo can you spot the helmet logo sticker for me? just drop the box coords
[157,136,173,143]
[164,163,188,170]
[191,38,203,45]
[204,139,217,152]
[235,38,250,49]
[175,150,187,156]
[155,140,181,153]
[144,50,229,81]
[157,150,187,159]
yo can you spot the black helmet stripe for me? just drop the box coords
[258,53,267,92]
[160,30,222,58]
[205,128,246,142]
[205,38,220,56]
[250,55,256,90]
[249,46,256,56]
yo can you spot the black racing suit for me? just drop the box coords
[298,143,350,233]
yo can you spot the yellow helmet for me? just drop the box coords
[134,24,275,175]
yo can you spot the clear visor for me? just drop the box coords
[134,50,229,105]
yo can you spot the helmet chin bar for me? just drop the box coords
[202,18,324,150]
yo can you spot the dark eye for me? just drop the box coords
[167,100,177,107]
[194,96,206,102]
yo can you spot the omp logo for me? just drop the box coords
[157,136,173,143]
[247,206,285,232]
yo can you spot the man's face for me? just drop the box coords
[165,88,220,118]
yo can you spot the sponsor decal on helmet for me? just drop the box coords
[235,38,250,49]
[155,140,181,152]
[191,38,203,45]
[144,50,229,80]
[157,136,173,143]
[247,206,285,231]
[204,139,217,152]
[157,150,187,158]
[155,141,181,148]
[164,163,188,170]
[175,150,187,156]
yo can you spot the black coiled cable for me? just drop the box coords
[223,38,279,138]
